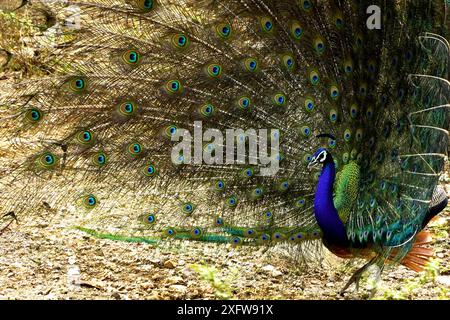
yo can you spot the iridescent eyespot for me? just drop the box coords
[390,184,398,193]
[237,96,251,110]
[143,163,156,176]
[215,180,226,191]
[117,100,137,117]
[300,126,312,138]
[356,153,364,164]
[166,228,176,237]
[405,50,413,61]
[199,103,214,117]
[242,167,254,178]
[75,79,84,89]
[76,130,94,145]
[92,152,107,167]
[263,211,273,219]
[279,180,289,191]
[122,50,141,65]
[300,0,313,11]
[260,234,270,242]
[134,0,156,12]
[304,97,314,112]
[342,152,349,164]
[334,13,344,29]
[343,129,352,142]
[350,104,359,118]
[205,63,222,78]
[329,109,338,123]
[191,227,203,238]
[260,17,274,33]
[164,79,183,94]
[215,217,224,226]
[376,152,384,163]
[296,198,306,207]
[83,194,97,209]
[243,57,258,72]
[215,23,232,39]
[231,237,242,245]
[343,59,353,75]
[171,34,189,49]
[273,93,286,107]
[328,139,336,148]
[272,233,284,241]
[245,229,256,237]
[69,77,87,92]
[141,0,155,9]
[370,197,377,208]
[146,213,156,224]
[303,153,313,165]
[252,187,263,198]
[281,54,295,71]
[367,60,376,73]
[227,196,238,208]
[354,33,363,49]
[38,152,58,168]
[355,129,363,142]
[329,85,340,100]
[127,142,142,156]
[290,21,303,40]
[358,83,367,97]
[26,108,43,123]
[313,37,325,55]
[309,70,320,85]
[165,125,177,138]
[182,202,195,215]
[366,107,374,119]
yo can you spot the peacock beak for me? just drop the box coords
[307,157,318,169]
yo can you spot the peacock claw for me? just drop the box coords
[339,258,377,295]
[0,212,17,235]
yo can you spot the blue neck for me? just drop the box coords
[314,161,349,246]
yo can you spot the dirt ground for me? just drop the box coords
[0,183,448,300]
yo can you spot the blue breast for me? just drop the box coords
[313,161,349,246]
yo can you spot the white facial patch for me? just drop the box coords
[317,150,327,163]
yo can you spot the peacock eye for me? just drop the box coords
[143,0,153,9]
[319,151,327,162]
[260,17,274,33]
[273,93,286,106]
[147,214,155,224]
[206,63,222,78]
[301,0,312,11]
[216,23,232,39]
[127,142,142,156]
[171,34,189,49]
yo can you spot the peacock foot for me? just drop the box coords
[339,258,377,296]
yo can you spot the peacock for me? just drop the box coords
[0,0,449,295]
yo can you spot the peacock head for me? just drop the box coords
[308,148,333,169]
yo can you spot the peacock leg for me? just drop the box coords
[368,264,384,299]
[339,257,377,295]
